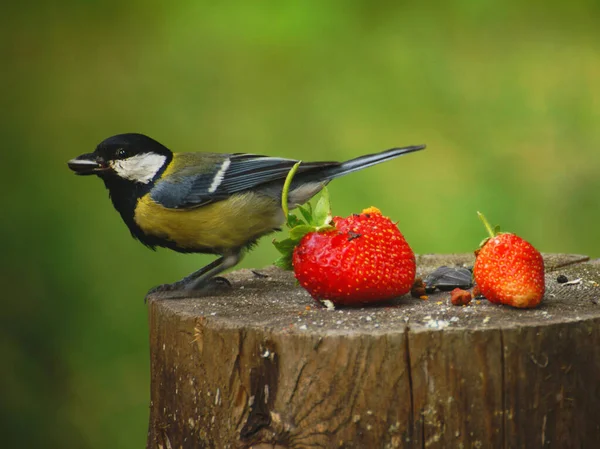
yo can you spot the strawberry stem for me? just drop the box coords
[281,161,302,225]
[477,211,497,238]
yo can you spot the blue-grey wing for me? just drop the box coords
[151,153,339,209]
[181,154,338,208]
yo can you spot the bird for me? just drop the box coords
[68,133,425,296]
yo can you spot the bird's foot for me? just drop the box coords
[145,276,232,301]
[208,276,232,287]
[145,281,186,301]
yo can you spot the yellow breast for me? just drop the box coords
[134,192,284,252]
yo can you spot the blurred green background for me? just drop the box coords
[2,0,599,447]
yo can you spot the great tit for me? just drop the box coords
[68,133,424,294]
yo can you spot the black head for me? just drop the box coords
[67,133,173,184]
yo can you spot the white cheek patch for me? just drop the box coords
[110,153,167,184]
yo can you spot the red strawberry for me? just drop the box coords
[289,206,415,305]
[273,167,415,305]
[473,212,545,308]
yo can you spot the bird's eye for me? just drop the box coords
[116,148,127,159]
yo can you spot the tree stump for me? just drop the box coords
[146,254,600,449]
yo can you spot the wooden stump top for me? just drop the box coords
[147,254,600,449]
[150,253,598,333]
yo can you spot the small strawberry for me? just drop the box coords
[473,212,545,308]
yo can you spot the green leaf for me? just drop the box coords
[274,254,293,271]
[286,214,304,228]
[316,224,335,233]
[289,225,317,241]
[298,204,312,223]
[281,161,302,222]
[313,187,331,227]
[272,238,297,255]
[273,183,335,271]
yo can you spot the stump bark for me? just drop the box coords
[146,254,600,449]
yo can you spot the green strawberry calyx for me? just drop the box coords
[273,163,335,270]
[477,211,504,247]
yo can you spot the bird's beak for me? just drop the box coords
[67,153,110,176]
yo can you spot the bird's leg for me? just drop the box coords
[146,252,241,299]
[178,257,228,286]
[185,252,241,291]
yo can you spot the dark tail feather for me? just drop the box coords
[323,144,425,180]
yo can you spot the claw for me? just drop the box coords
[145,276,232,302]
[211,276,232,287]
[147,282,180,295]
